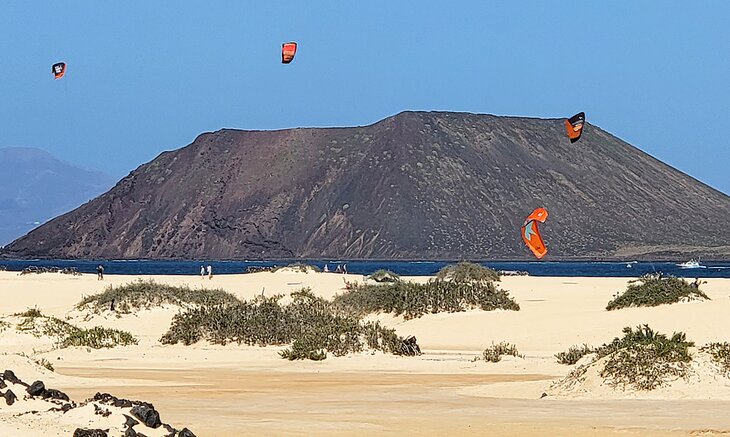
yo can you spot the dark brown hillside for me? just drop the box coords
[4,111,730,260]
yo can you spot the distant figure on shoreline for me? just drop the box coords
[96,265,104,281]
[207,265,213,280]
[323,264,329,273]
[200,265,205,278]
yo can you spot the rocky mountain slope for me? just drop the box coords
[0,147,114,245]
[3,112,729,260]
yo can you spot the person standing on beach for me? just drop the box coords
[207,265,213,280]
[96,265,104,281]
[200,265,205,278]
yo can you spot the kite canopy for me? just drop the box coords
[52,62,66,80]
[281,42,297,64]
[521,207,548,259]
[565,112,585,143]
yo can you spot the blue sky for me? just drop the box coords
[1,1,728,194]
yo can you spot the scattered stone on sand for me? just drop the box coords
[1,367,196,435]
[123,414,140,428]
[27,380,45,396]
[2,389,17,405]
[131,404,162,429]
[73,429,109,437]
[178,428,197,437]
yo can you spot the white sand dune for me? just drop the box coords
[1,270,730,435]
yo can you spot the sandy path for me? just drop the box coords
[57,365,729,436]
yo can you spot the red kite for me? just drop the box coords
[565,112,585,143]
[52,62,66,80]
[521,207,548,259]
[282,42,297,64]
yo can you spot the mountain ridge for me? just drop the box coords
[0,147,115,245]
[3,111,730,260]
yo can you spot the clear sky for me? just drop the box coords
[1,1,728,194]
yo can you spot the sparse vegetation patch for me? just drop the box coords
[700,342,730,376]
[12,309,138,349]
[555,344,594,365]
[367,269,400,283]
[334,279,519,320]
[481,342,523,363]
[556,325,694,391]
[161,288,419,361]
[272,263,321,273]
[436,262,500,283]
[606,275,709,311]
[76,279,241,313]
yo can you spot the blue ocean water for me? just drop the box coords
[1,259,729,278]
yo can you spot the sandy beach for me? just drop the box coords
[2,270,730,436]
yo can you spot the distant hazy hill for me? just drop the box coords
[3,112,730,260]
[0,147,115,245]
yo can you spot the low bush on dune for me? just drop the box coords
[14,352,55,372]
[76,279,241,313]
[481,342,523,363]
[13,308,138,349]
[606,275,709,311]
[333,279,519,320]
[160,289,419,360]
[272,263,321,273]
[61,326,138,349]
[599,325,693,390]
[367,269,401,283]
[557,325,694,391]
[700,342,730,376]
[555,344,594,365]
[436,261,500,283]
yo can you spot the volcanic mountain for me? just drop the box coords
[0,147,115,245]
[3,111,730,260]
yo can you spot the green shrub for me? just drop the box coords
[14,307,43,318]
[700,342,730,376]
[76,279,241,313]
[61,326,138,349]
[14,310,137,349]
[436,262,500,283]
[272,263,321,273]
[280,340,327,361]
[482,342,522,363]
[598,325,693,390]
[36,357,55,372]
[333,279,519,320]
[606,276,709,311]
[368,270,400,283]
[161,288,419,361]
[555,344,594,365]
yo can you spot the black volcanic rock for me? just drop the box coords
[130,404,162,429]
[3,389,17,405]
[3,370,25,386]
[73,429,108,437]
[4,111,730,260]
[26,380,45,396]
